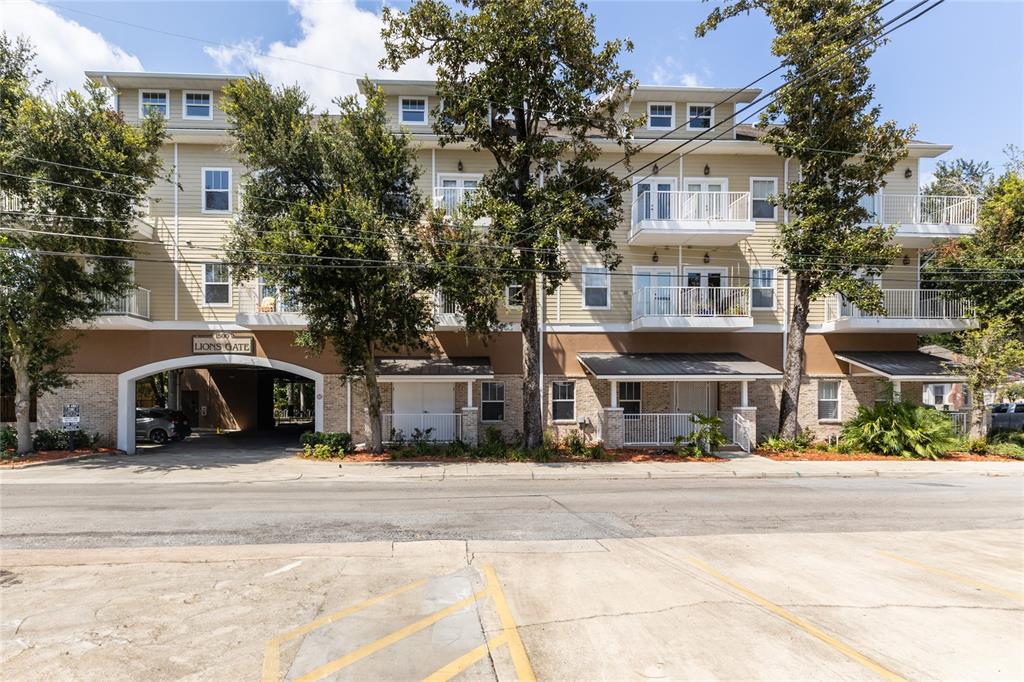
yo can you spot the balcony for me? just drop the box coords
[236,285,306,328]
[2,193,155,240]
[433,290,464,330]
[100,286,150,319]
[631,286,754,330]
[433,186,490,226]
[861,194,978,247]
[822,288,975,332]
[629,191,756,246]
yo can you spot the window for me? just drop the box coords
[931,384,947,406]
[552,381,576,422]
[183,91,212,120]
[203,263,230,305]
[481,382,505,422]
[751,268,775,309]
[647,103,674,129]
[583,266,610,309]
[139,90,169,118]
[400,97,428,124]
[687,104,713,130]
[506,284,523,308]
[202,168,231,213]
[618,382,641,417]
[817,380,840,421]
[750,177,778,220]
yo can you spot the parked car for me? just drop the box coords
[990,403,1024,432]
[135,408,191,444]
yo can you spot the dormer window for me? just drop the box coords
[647,103,674,129]
[139,90,169,118]
[400,97,428,125]
[183,91,213,120]
[687,104,713,130]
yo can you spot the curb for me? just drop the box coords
[0,450,126,469]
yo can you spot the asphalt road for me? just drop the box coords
[3,474,1022,549]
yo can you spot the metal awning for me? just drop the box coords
[577,352,782,381]
[375,357,493,381]
[834,351,965,381]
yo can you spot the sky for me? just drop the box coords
[2,0,1022,180]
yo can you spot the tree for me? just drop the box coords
[222,77,434,453]
[0,35,165,453]
[381,0,640,448]
[697,0,912,438]
[955,320,1024,438]
[922,158,994,198]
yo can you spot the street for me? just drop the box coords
[2,444,1023,680]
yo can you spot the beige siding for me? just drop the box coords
[119,87,230,129]
[629,100,737,140]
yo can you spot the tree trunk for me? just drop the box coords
[362,349,384,454]
[521,275,543,449]
[11,346,33,455]
[969,389,987,440]
[778,276,813,439]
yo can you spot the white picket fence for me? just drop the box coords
[383,413,463,443]
[623,413,696,446]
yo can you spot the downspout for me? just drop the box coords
[346,378,352,433]
[539,167,547,421]
[173,142,180,320]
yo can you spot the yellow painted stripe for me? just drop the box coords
[421,633,509,682]
[685,556,907,682]
[261,576,430,682]
[293,588,490,682]
[482,564,537,682]
[879,551,1024,604]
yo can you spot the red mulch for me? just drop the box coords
[0,447,120,467]
[302,448,720,463]
[759,449,1023,462]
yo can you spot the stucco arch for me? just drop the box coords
[117,353,324,453]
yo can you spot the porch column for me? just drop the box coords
[892,380,902,401]
[466,380,474,407]
[460,406,479,445]
[602,407,624,449]
[167,370,179,410]
[740,380,749,408]
[610,380,618,408]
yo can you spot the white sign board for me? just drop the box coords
[62,404,80,431]
[192,333,254,355]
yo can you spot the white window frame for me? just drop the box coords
[201,167,232,214]
[551,381,576,423]
[582,266,611,310]
[399,96,429,125]
[749,176,778,221]
[138,89,170,119]
[817,379,841,422]
[646,102,675,130]
[203,262,232,307]
[505,284,523,309]
[481,381,505,423]
[686,103,714,131]
[750,267,776,310]
[618,381,642,417]
[182,90,214,121]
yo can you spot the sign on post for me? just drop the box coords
[62,403,81,431]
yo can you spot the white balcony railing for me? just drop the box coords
[861,194,978,226]
[383,413,463,443]
[824,289,974,322]
[101,286,150,319]
[632,191,751,228]
[433,186,480,215]
[632,286,752,319]
[734,412,753,453]
[1,193,23,212]
[624,413,696,446]
[238,285,302,314]
[433,290,464,327]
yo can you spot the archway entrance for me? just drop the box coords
[117,354,324,453]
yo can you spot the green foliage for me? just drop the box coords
[381,0,640,448]
[0,35,166,454]
[561,429,589,457]
[840,401,957,460]
[300,431,354,458]
[948,320,1024,437]
[31,428,97,452]
[673,413,728,457]
[1,425,16,453]
[922,158,994,198]
[222,78,434,453]
[759,431,815,453]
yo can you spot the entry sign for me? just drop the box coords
[192,332,254,355]
[62,403,81,431]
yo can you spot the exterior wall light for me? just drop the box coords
[703,252,710,264]
[457,160,464,172]
[652,251,659,263]
[904,168,912,179]
[652,164,659,174]
[903,254,911,266]
[703,163,711,176]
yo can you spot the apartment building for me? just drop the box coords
[28,71,976,453]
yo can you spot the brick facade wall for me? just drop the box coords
[37,374,118,447]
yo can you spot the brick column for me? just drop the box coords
[731,406,757,452]
[460,407,479,445]
[602,407,624,449]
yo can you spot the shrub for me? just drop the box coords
[840,401,957,460]
[562,429,589,457]
[477,427,509,459]
[30,428,94,451]
[586,443,610,460]
[299,431,354,458]
[986,442,1024,459]
[674,413,727,457]
[1,425,17,453]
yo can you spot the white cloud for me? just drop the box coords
[649,57,703,87]
[0,1,142,97]
[203,0,434,110]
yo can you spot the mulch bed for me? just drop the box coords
[759,449,1023,462]
[0,447,121,467]
[302,448,721,464]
